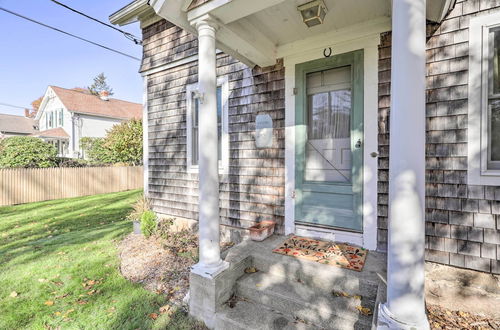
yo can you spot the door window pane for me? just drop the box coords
[304,66,352,183]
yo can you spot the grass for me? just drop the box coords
[0,190,203,330]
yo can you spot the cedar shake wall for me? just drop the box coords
[143,21,286,237]
[378,0,500,274]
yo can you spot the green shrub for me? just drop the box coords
[80,137,111,164]
[140,210,157,238]
[80,119,143,166]
[0,137,57,168]
[104,119,143,165]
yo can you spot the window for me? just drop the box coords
[469,14,500,185]
[186,77,229,173]
[58,109,64,126]
[48,111,54,128]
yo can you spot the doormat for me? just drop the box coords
[272,236,368,272]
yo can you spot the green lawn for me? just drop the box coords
[0,190,200,330]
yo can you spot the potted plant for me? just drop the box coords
[128,196,151,235]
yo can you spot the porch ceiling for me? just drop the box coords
[222,0,390,47]
[148,0,455,67]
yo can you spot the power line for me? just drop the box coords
[49,0,142,45]
[0,102,32,110]
[0,7,141,61]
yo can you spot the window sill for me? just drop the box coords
[468,170,500,186]
[187,166,228,175]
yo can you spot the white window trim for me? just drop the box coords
[186,76,229,174]
[468,13,500,185]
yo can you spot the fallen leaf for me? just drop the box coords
[332,290,350,297]
[149,313,158,320]
[38,279,47,283]
[353,295,362,300]
[10,291,18,298]
[159,305,172,314]
[244,267,258,273]
[355,305,372,316]
[54,311,62,316]
[44,300,55,306]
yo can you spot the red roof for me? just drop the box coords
[50,86,142,120]
[31,127,70,139]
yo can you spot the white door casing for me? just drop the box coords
[283,30,384,250]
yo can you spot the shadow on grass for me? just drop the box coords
[0,190,140,265]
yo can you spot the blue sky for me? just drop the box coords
[0,0,142,116]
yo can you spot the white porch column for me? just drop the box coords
[378,0,429,329]
[191,16,228,278]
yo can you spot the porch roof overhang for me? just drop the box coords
[112,0,456,68]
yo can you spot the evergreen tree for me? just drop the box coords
[88,73,114,96]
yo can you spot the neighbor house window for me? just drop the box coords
[186,77,229,173]
[47,111,54,128]
[469,14,500,185]
[58,109,64,126]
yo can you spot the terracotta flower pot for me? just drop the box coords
[249,220,276,241]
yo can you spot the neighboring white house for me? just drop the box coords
[33,86,141,157]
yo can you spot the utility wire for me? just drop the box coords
[0,102,37,115]
[0,102,32,110]
[49,0,142,45]
[0,7,141,61]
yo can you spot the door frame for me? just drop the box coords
[294,50,364,231]
[283,33,382,250]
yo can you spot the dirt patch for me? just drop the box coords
[425,262,500,318]
[425,262,500,329]
[118,233,196,306]
[118,224,234,308]
[427,304,500,329]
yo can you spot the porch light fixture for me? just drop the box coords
[298,0,328,28]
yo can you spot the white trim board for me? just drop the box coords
[468,12,500,185]
[283,33,381,251]
[142,76,149,197]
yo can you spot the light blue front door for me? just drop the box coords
[295,50,364,232]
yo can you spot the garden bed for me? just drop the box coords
[119,231,197,306]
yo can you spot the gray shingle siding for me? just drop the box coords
[378,0,500,273]
[143,0,500,274]
[143,21,285,236]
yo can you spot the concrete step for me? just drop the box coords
[215,299,321,330]
[250,250,382,298]
[236,271,375,329]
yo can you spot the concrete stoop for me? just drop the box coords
[207,235,387,330]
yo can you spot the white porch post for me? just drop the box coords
[378,0,429,329]
[191,16,228,278]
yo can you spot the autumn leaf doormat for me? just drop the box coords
[272,236,368,271]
